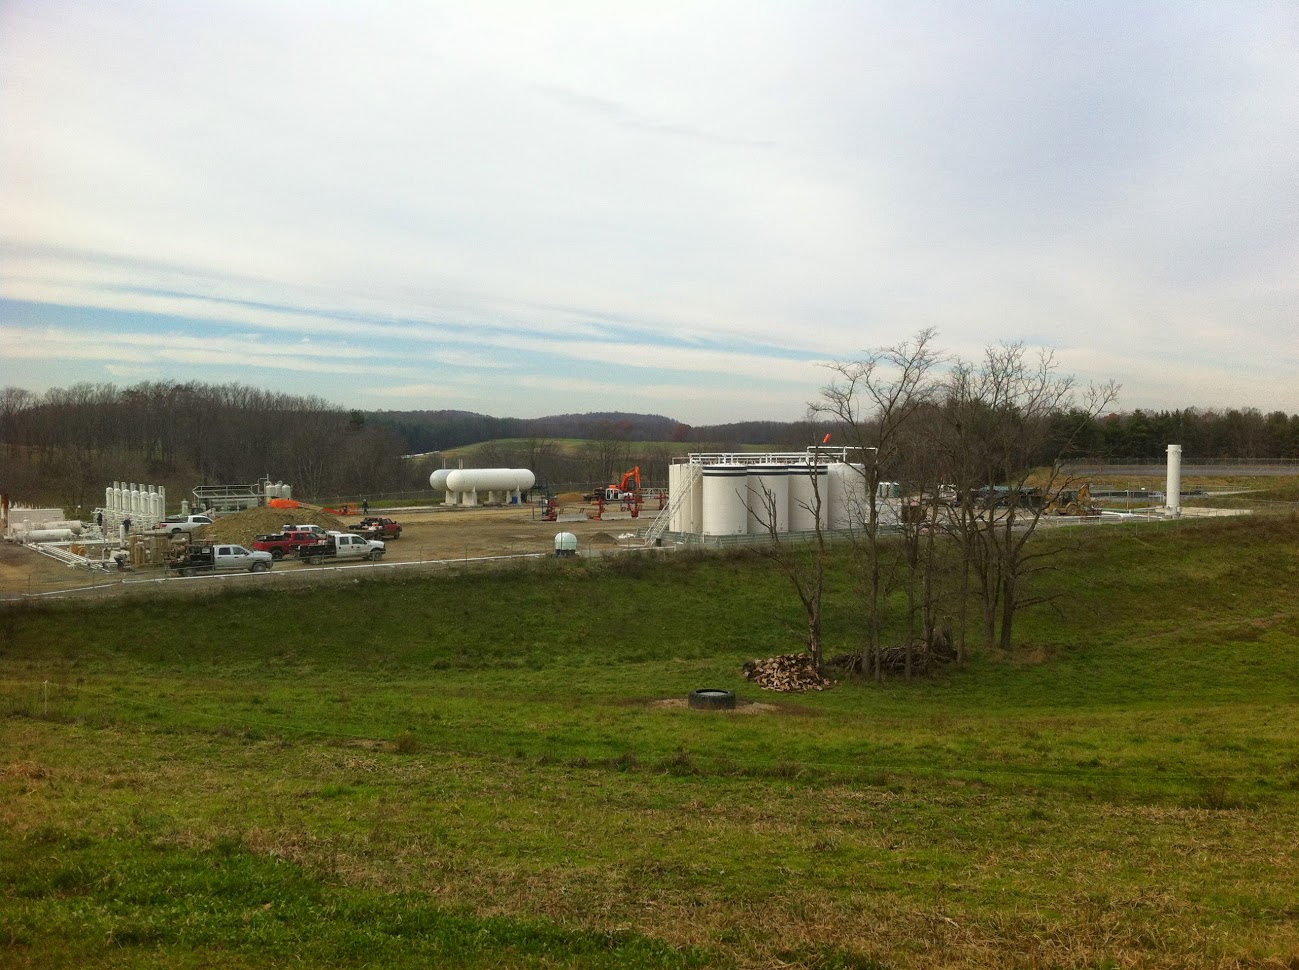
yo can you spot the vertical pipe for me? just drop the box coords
[1165,444,1182,518]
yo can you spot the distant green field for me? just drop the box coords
[3,514,1298,968]
[440,438,777,460]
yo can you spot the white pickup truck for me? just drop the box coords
[299,531,385,564]
[148,514,215,535]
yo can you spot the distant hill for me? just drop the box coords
[369,408,818,453]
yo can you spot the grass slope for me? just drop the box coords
[2,516,1298,968]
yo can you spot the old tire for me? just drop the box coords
[270,549,284,560]
[251,562,270,573]
[688,689,737,711]
[180,567,194,578]
[369,549,383,561]
[307,555,323,565]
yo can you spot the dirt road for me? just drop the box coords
[0,503,655,598]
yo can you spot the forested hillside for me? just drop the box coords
[2,380,1296,512]
[0,382,421,511]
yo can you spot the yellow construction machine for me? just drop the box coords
[1044,483,1097,516]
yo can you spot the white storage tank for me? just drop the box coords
[17,528,76,542]
[828,462,869,530]
[747,465,791,534]
[440,468,536,506]
[788,464,828,532]
[668,464,684,532]
[34,519,84,534]
[689,468,704,534]
[554,532,578,556]
[701,465,749,535]
[429,468,452,501]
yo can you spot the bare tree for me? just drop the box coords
[815,328,942,680]
[751,437,830,671]
[942,344,1119,651]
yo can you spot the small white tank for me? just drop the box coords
[554,532,578,556]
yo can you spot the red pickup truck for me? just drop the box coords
[349,517,402,540]
[252,529,326,560]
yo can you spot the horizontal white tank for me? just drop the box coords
[35,519,84,534]
[429,469,452,491]
[701,465,749,535]
[787,465,828,532]
[17,528,76,542]
[444,468,536,493]
[747,465,791,534]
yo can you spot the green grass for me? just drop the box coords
[440,438,778,461]
[3,516,1299,968]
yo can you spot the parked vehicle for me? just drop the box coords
[299,531,385,564]
[252,529,327,560]
[349,516,402,540]
[168,543,273,576]
[148,514,215,535]
[290,524,330,538]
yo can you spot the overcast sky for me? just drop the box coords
[2,1,1296,424]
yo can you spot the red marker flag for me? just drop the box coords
[822,433,831,444]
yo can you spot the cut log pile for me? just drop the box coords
[743,654,835,693]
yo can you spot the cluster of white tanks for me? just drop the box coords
[3,506,84,542]
[668,451,897,536]
[429,468,536,506]
[103,481,166,532]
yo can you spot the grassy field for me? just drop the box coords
[3,514,1298,968]
[440,438,777,461]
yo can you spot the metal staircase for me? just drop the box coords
[642,463,700,546]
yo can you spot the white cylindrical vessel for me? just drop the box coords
[747,465,791,534]
[668,464,683,532]
[828,462,869,530]
[689,469,704,534]
[444,468,536,495]
[701,465,749,535]
[35,519,83,534]
[18,528,76,542]
[788,464,828,532]
[429,469,452,504]
[1166,444,1182,517]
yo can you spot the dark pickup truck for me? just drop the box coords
[348,516,402,540]
[252,529,327,560]
[168,544,273,576]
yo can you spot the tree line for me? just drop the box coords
[0,381,422,513]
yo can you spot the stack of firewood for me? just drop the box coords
[743,653,836,692]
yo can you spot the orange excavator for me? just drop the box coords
[599,466,641,502]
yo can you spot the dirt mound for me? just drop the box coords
[195,507,346,547]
